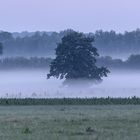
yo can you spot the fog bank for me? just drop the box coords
[0,70,140,98]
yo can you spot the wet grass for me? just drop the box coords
[0,105,140,140]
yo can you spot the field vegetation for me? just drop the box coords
[0,97,140,105]
[0,105,140,140]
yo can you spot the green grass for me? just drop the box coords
[0,105,140,139]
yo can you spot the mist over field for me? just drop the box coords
[0,69,140,98]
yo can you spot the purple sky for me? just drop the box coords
[0,0,140,33]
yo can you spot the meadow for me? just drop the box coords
[0,105,140,140]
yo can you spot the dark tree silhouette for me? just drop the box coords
[0,43,3,55]
[47,31,109,85]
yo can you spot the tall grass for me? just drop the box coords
[0,97,140,105]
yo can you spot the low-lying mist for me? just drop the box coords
[0,69,140,98]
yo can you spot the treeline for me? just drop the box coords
[0,97,140,105]
[94,29,140,56]
[0,54,140,70]
[1,29,140,57]
[0,57,52,69]
[97,54,140,70]
[0,31,61,57]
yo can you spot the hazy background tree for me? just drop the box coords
[47,31,109,86]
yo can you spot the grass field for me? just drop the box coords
[0,105,140,140]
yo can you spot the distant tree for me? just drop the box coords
[0,43,3,55]
[47,31,110,86]
[125,54,140,69]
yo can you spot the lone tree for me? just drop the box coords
[47,31,109,85]
[0,43,3,55]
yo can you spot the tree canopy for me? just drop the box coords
[47,31,109,84]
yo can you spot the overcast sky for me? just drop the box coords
[0,0,140,33]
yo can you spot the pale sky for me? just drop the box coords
[0,0,140,33]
